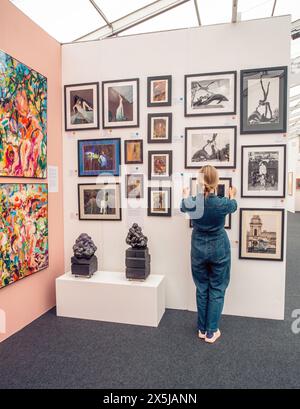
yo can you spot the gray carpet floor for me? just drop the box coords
[0,212,300,389]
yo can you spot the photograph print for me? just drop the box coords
[64,82,99,131]
[185,71,236,116]
[147,75,172,107]
[78,138,121,177]
[241,145,286,198]
[126,174,144,199]
[240,66,287,134]
[148,150,172,180]
[124,139,143,164]
[185,126,236,169]
[239,208,284,261]
[102,78,139,128]
[148,187,171,217]
[148,113,172,143]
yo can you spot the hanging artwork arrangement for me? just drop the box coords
[126,174,144,199]
[288,172,293,196]
[0,183,48,289]
[185,126,237,169]
[147,113,172,143]
[147,75,172,107]
[148,150,172,180]
[64,82,99,131]
[240,66,287,134]
[78,138,121,177]
[124,139,143,164]
[148,187,171,217]
[102,78,139,128]
[241,144,286,198]
[0,50,47,178]
[185,71,236,116]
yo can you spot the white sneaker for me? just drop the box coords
[198,330,206,339]
[205,329,221,344]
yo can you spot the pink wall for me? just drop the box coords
[0,0,64,342]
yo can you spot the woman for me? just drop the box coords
[181,165,237,344]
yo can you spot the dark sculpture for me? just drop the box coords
[126,223,148,248]
[71,234,98,278]
[125,224,150,280]
[73,233,97,258]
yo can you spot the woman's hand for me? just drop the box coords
[228,186,237,199]
[182,187,190,199]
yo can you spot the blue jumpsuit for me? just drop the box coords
[181,193,237,333]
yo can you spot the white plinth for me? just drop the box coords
[56,271,165,327]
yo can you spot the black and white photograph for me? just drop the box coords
[241,145,286,198]
[239,208,284,261]
[148,187,171,217]
[185,71,236,116]
[240,66,287,134]
[147,113,172,143]
[185,126,236,169]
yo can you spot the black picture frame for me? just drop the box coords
[148,150,173,180]
[147,113,172,143]
[124,139,143,164]
[148,187,172,217]
[240,66,288,134]
[125,174,144,199]
[147,75,172,107]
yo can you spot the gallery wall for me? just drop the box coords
[62,16,290,319]
[0,0,64,342]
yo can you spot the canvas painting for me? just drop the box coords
[0,183,48,289]
[124,139,143,164]
[0,50,47,178]
[148,150,172,180]
[126,174,144,199]
[148,113,172,143]
[148,187,171,216]
[147,75,172,107]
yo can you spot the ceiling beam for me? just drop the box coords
[231,0,238,23]
[271,0,277,16]
[193,0,201,26]
[89,0,112,27]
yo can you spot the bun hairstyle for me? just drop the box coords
[198,165,219,196]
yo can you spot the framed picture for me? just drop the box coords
[148,187,171,217]
[240,66,287,134]
[239,208,284,261]
[296,178,300,190]
[0,50,47,178]
[147,113,172,143]
[126,174,144,199]
[147,75,172,107]
[124,139,143,164]
[78,183,121,221]
[0,183,48,289]
[185,126,237,169]
[78,138,121,177]
[288,172,293,196]
[64,82,99,131]
[102,78,139,128]
[148,150,172,180]
[185,71,236,116]
[241,145,286,198]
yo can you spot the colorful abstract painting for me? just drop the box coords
[0,50,47,177]
[0,184,48,289]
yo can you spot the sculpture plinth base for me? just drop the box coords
[125,248,150,280]
[71,255,98,278]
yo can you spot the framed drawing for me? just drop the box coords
[147,75,172,107]
[239,208,284,261]
[126,174,144,199]
[148,187,171,217]
[288,172,293,196]
[296,178,300,190]
[185,126,237,169]
[147,113,172,143]
[78,138,121,177]
[0,183,48,289]
[102,78,139,129]
[241,145,286,198]
[185,71,236,116]
[0,50,47,178]
[64,82,99,131]
[240,66,287,134]
[124,139,143,164]
[148,150,172,180]
[78,183,121,221]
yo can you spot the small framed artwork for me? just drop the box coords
[296,178,300,190]
[148,187,171,217]
[148,150,172,180]
[239,208,284,261]
[126,174,144,199]
[147,75,172,107]
[185,71,236,116]
[288,172,293,196]
[240,66,287,134]
[185,126,237,169]
[64,82,99,131]
[102,78,139,129]
[78,183,121,221]
[78,138,121,177]
[124,139,143,164]
[147,113,172,143]
[241,144,286,198]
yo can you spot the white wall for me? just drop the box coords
[62,16,290,319]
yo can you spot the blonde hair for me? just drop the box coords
[197,165,219,195]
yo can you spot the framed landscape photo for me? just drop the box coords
[78,138,121,177]
[147,113,172,143]
[185,71,236,116]
[64,82,99,131]
[288,172,293,196]
[102,78,139,129]
[240,66,287,134]
[78,183,121,221]
[147,75,172,107]
[148,187,171,217]
[241,145,286,198]
[239,208,284,261]
[124,139,143,164]
[185,126,237,169]
[126,174,144,199]
[148,150,172,180]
